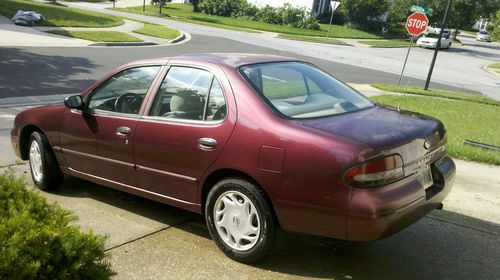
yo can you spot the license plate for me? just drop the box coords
[417,165,433,190]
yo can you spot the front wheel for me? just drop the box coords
[205,178,276,263]
[28,131,63,190]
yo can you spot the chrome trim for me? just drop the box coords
[68,167,199,207]
[62,148,135,168]
[135,164,197,182]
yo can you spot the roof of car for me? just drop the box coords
[129,53,299,68]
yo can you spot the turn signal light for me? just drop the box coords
[344,154,405,188]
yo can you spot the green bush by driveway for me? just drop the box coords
[0,0,123,27]
[0,174,115,279]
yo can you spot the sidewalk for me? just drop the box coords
[0,15,91,47]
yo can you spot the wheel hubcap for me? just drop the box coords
[29,140,43,182]
[213,191,261,251]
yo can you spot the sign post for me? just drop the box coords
[424,0,452,90]
[398,12,429,86]
[326,1,341,40]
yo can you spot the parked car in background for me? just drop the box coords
[417,32,452,49]
[476,30,492,42]
[11,54,456,263]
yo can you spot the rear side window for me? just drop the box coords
[240,62,373,119]
[150,67,227,121]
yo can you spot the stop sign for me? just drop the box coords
[406,12,429,36]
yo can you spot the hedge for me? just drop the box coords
[0,174,115,279]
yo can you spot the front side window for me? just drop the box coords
[87,66,160,114]
[150,66,227,121]
[240,62,373,119]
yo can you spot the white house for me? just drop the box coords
[247,0,331,16]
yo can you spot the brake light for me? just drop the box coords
[344,154,404,188]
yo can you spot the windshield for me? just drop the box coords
[479,31,489,35]
[239,62,373,119]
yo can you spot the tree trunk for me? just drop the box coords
[192,0,200,12]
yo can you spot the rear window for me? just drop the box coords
[239,62,373,119]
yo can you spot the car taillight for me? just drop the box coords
[344,154,404,188]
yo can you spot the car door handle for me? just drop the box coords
[116,126,131,137]
[197,138,217,149]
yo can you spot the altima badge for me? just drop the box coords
[424,140,431,150]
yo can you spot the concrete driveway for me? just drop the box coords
[2,156,499,279]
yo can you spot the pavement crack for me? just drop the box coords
[424,215,499,236]
[104,217,195,252]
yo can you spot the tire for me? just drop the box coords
[205,178,276,263]
[28,131,63,190]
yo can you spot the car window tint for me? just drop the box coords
[240,62,373,119]
[88,66,160,114]
[261,65,308,101]
[150,67,213,121]
[206,79,227,121]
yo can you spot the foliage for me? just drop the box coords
[339,0,389,29]
[370,95,500,165]
[360,39,409,47]
[133,23,181,40]
[0,0,123,27]
[117,4,381,38]
[371,84,500,106]
[0,174,115,279]
[492,9,500,41]
[199,0,252,17]
[199,0,319,30]
[47,30,143,42]
[386,0,500,36]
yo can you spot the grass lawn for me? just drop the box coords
[371,83,500,107]
[0,0,123,27]
[133,23,180,40]
[113,3,381,39]
[360,39,409,48]
[370,95,500,165]
[277,34,346,45]
[46,30,142,42]
[488,62,500,74]
[61,0,107,2]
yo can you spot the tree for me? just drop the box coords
[427,0,500,30]
[492,9,500,41]
[340,0,389,29]
[192,0,200,12]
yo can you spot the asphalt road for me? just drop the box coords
[0,35,483,99]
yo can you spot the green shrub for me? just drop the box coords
[199,0,250,17]
[199,0,319,30]
[0,174,115,279]
[255,5,280,24]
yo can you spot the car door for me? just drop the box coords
[60,65,162,184]
[132,65,236,203]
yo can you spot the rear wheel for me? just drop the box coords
[205,178,276,263]
[28,131,63,190]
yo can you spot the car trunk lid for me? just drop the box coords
[299,105,447,175]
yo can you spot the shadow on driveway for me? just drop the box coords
[0,48,96,98]
[44,174,500,280]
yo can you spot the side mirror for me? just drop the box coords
[64,95,84,110]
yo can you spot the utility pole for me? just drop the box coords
[424,0,452,90]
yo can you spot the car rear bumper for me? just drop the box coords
[346,156,455,241]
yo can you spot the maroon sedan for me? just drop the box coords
[11,54,455,263]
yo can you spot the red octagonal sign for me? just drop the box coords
[406,12,429,36]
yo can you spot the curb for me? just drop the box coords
[169,31,186,44]
[482,65,500,78]
[89,41,156,47]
